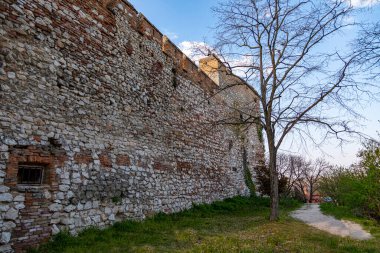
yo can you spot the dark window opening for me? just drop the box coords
[17,165,45,185]
[228,140,233,150]
[172,68,178,88]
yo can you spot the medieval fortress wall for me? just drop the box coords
[0,0,264,252]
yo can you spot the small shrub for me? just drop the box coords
[111,196,122,204]
[254,165,288,196]
[279,197,301,209]
[113,221,140,232]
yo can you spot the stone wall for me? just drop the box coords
[0,0,264,252]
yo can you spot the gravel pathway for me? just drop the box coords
[290,204,372,240]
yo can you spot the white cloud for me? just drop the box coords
[348,0,380,8]
[225,55,256,77]
[178,41,257,78]
[167,32,179,40]
[178,41,213,64]
[163,30,179,40]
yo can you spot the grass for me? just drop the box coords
[30,197,380,253]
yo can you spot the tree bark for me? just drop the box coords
[309,184,313,203]
[268,139,279,220]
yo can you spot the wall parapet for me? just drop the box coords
[105,0,259,96]
[105,0,221,94]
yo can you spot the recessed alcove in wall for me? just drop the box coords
[3,144,67,252]
[17,164,47,185]
[5,145,67,190]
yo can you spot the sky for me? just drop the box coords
[129,0,380,166]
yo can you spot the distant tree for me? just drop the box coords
[319,139,380,219]
[256,153,329,203]
[277,154,306,197]
[303,159,331,202]
[358,138,380,169]
[318,166,348,205]
[212,0,370,220]
[358,138,380,218]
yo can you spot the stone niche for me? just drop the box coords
[3,143,66,252]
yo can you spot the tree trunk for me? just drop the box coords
[268,141,279,221]
[309,184,313,203]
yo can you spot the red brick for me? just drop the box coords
[99,152,112,167]
[74,152,93,165]
[116,154,131,166]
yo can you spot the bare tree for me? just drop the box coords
[303,158,331,202]
[211,0,369,220]
[278,155,330,202]
[277,154,307,197]
[354,22,380,78]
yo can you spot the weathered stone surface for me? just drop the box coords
[13,195,25,202]
[0,0,264,252]
[51,224,60,235]
[0,194,12,202]
[7,72,15,79]
[4,208,18,221]
[59,185,70,192]
[0,205,10,212]
[14,203,25,210]
[1,222,16,232]
[0,244,12,253]
[0,232,11,244]
[49,203,63,212]
[64,205,76,212]
[60,218,74,225]
[0,186,9,193]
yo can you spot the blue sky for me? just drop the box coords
[129,0,380,166]
[129,0,218,43]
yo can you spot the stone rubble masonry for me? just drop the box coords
[0,0,264,252]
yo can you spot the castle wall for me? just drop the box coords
[0,0,263,252]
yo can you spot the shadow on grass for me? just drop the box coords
[32,198,380,253]
[28,198,380,252]
[29,196,300,253]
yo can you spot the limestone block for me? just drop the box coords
[64,205,76,212]
[0,232,11,244]
[0,244,12,252]
[52,224,60,235]
[49,203,63,212]
[4,208,18,220]
[0,194,12,202]
[14,203,25,210]
[13,195,25,202]
[0,205,9,212]
[59,185,70,192]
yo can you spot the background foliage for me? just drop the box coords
[319,140,380,220]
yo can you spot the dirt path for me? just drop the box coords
[290,204,372,240]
